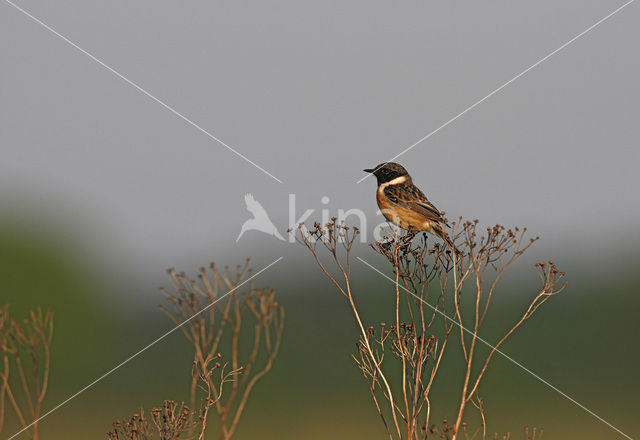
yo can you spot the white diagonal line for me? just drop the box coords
[7,257,283,440]
[357,256,632,440]
[357,0,636,184]
[4,0,284,184]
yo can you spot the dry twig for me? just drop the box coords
[159,261,285,440]
[292,218,565,439]
[0,305,53,440]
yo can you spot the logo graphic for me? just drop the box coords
[237,193,396,243]
[236,193,285,242]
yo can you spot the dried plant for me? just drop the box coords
[107,348,240,440]
[291,219,565,439]
[428,420,543,440]
[107,400,196,440]
[0,305,53,440]
[159,260,285,440]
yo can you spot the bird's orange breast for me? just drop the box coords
[376,187,436,232]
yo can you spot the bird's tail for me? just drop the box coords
[435,226,461,255]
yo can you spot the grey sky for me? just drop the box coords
[2,0,639,282]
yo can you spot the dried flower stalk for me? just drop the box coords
[107,400,195,440]
[0,305,53,440]
[160,260,285,440]
[292,218,565,439]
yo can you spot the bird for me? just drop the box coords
[363,162,459,253]
[236,193,285,242]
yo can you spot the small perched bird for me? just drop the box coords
[364,162,458,253]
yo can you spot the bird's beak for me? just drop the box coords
[363,168,375,173]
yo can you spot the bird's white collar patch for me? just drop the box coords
[380,175,407,188]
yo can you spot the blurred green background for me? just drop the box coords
[1,213,638,440]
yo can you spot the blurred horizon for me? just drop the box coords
[1,206,639,439]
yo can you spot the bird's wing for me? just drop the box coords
[245,193,256,207]
[384,184,448,226]
[244,193,267,216]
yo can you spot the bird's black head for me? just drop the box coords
[363,162,409,185]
